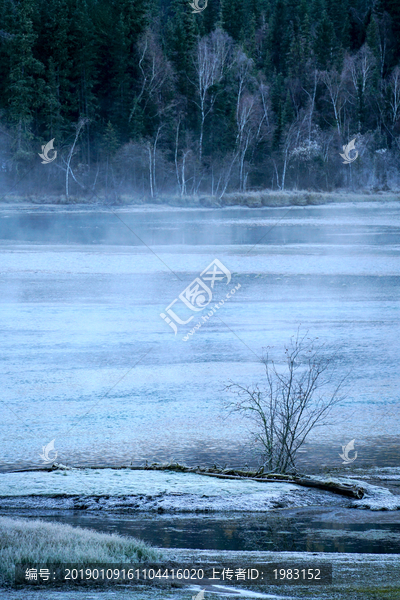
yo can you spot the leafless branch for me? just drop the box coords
[225,330,348,473]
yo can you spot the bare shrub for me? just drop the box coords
[225,332,347,474]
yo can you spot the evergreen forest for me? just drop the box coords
[1,0,400,199]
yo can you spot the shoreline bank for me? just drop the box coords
[0,191,399,209]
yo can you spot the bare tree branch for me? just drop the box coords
[225,330,348,473]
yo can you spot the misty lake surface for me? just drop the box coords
[0,201,399,472]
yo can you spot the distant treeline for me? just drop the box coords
[0,0,400,198]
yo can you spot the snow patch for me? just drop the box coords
[189,584,294,598]
[0,469,349,513]
[310,474,400,511]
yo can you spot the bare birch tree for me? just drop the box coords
[129,31,173,123]
[374,12,393,80]
[65,118,88,198]
[348,46,375,97]
[236,93,256,191]
[302,69,320,141]
[321,69,347,137]
[233,51,257,192]
[225,332,347,474]
[193,29,232,165]
[275,116,306,190]
[376,65,400,150]
[257,83,271,140]
[388,66,400,127]
[218,52,263,196]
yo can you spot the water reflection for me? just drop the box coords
[7,510,400,554]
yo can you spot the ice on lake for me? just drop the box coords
[0,202,399,472]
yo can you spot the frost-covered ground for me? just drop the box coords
[0,589,295,600]
[0,469,399,512]
[347,466,400,481]
[0,469,341,512]
[0,202,399,472]
[2,549,400,599]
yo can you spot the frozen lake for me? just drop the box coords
[0,201,399,472]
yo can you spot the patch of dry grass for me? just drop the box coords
[1,190,399,208]
[0,516,161,586]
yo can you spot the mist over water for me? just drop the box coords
[0,202,399,472]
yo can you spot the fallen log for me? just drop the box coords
[291,476,365,499]
[186,471,365,499]
[142,462,366,499]
[17,461,365,499]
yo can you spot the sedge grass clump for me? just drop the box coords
[0,516,161,586]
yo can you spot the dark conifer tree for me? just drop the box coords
[326,0,350,48]
[0,0,399,193]
[314,10,336,69]
[6,0,44,160]
[267,0,289,75]
[165,0,198,97]
[38,0,72,140]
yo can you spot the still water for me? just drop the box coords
[0,202,399,471]
[4,508,400,554]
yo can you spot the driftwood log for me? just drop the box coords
[23,461,365,500]
[140,462,366,499]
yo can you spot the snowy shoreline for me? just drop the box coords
[1,468,399,512]
[0,192,399,212]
